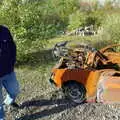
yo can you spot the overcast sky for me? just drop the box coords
[98,0,105,5]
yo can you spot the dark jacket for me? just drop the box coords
[0,25,16,77]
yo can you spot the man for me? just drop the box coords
[0,25,20,120]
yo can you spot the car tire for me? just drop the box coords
[62,81,86,104]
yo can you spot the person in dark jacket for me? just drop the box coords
[0,25,20,120]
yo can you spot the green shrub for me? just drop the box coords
[84,10,105,29]
[67,10,86,30]
[101,13,120,44]
[67,10,105,31]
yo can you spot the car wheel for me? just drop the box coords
[62,81,86,104]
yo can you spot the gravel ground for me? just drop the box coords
[5,88,120,120]
[4,67,120,120]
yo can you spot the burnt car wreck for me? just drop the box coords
[50,42,120,104]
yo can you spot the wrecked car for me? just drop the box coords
[49,42,120,104]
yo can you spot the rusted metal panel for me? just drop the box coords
[104,52,120,64]
[97,70,120,103]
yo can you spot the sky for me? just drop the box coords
[98,0,105,5]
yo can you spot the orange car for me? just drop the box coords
[49,43,120,103]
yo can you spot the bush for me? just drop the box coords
[84,10,105,29]
[101,13,120,44]
[67,10,86,30]
[0,0,66,62]
[67,10,105,31]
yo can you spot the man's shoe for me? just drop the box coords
[11,102,20,109]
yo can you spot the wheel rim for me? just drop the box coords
[64,82,86,103]
[68,87,81,98]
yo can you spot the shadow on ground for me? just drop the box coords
[16,49,57,69]
[17,97,79,120]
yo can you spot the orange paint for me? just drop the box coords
[52,68,101,98]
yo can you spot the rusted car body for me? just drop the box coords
[50,43,120,103]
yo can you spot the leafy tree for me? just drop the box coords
[67,10,86,30]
